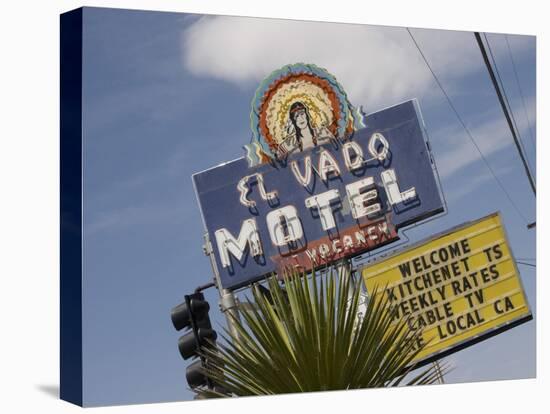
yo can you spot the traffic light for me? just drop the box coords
[171,292,217,390]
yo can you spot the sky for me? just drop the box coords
[79,7,536,406]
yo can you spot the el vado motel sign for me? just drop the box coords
[193,64,444,290]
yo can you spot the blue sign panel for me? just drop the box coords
[193,100,444,290]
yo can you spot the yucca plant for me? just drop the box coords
[199,265,446,397]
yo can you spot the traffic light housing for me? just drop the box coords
[171,292,217,390]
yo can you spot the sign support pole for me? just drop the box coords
[219,289,242,340]
[203,233,242,342]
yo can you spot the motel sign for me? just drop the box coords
[193,98,444,289]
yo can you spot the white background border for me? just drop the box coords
[0,1,545,413]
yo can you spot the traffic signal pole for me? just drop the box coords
[202,233,242,342]
[170,291,218,390]
[170,234,239,395]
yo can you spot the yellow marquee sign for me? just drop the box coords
[361,212,532,364]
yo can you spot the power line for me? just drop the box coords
[505,34,536,149]
[517,261,536,268]
[474,32,537,196]
[483,33,535,181]
[406,28,530,225]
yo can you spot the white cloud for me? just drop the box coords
[445,164,514,205]
[509,93,537,152]
[180,17,536,203]
[428,96,536,205]
[431,88,536,181]
[432,114,512,179]
[181,16,533,110]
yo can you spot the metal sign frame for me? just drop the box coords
[361,211,533,369]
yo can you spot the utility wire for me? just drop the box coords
[483,33,535,181]
[474,32,537,196]
[432,360,445,384]
[517,261,536,268]
[406,28,530,225]
[505,35,536,149]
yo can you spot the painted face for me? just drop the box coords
[295,110,308,129]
